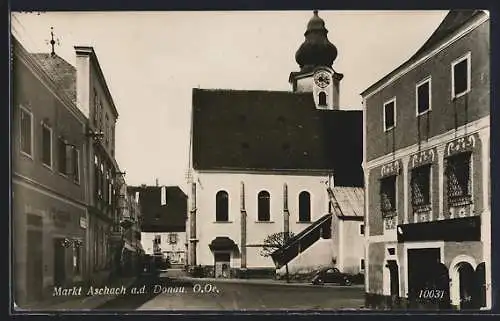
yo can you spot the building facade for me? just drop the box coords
[362,10,490,310]
[130,185,188,266]
[12,37,88,306]
[12,34,125,306]
[187,11,365,279]
[115,178,144,276]
[74,46,121,282]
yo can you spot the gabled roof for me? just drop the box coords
[191,88,363,187]
[128,185,187,233]
[31,53,77,106]
[331,186,364,218]
[361,10,486,97]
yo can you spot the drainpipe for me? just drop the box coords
[189,182,197,266]
[240,181,247,270]
[283,183,290,238]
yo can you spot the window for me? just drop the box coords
[73,245,81,275]
[108,171,112,205]
[360,259,365,270]
[105,114,109,144]
[169,233,177,244]
[411,165,431,208]
[380,176,396,215]
[100,163,105,201]
[73,147,80,183]
[216,191,229,222]
[99,100,103,131]
[154,235,161,245]
[298,191,311,222]
[111,125,115,148]
[41,123,52,167]
[416,78,431,115]
[94,155,100,199]
[383,99,396,131]
[360,224,365,235]
[20,107,33,156]
[451,53,471,98]
[446,152,472,206]
[258,191,271,221]
[93,89,98,126]
[58,137,67,174]
[318,92,327,106]
[380,175,397,230]
[105,170,110,204]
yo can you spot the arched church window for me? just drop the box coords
[216,191,229,222]
[299,191,311,222]
[318,92,327,106]
[258,191,271,221]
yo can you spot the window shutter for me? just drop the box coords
[66,145,74,176]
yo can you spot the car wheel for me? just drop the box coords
[343,278,352,286]
[316,278,324,285]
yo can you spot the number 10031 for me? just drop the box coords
[419,289,445,299]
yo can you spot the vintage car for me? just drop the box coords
[311,267,352,286]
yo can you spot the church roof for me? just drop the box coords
[191,88,363,187]
[361,10,486,97]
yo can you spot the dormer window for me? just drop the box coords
[318,92,327,106]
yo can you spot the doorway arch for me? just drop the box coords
[450,255,477,309]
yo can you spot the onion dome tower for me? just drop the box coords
[289,10,343,110]
[295,10,338,72]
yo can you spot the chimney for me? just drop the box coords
[161,186,167,206]
[156,178,159,186]
[74,46,92,119]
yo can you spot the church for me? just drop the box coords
[186,11,365,278]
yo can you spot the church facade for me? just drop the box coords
[186,11,365,278]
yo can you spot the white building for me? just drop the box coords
[141,232,187,265]
[186,11,365,278]
[130,185,188,266]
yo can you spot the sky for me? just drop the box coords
[11,10,448,190]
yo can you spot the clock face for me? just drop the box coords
[314,71,331,88]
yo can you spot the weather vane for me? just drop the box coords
[45,26,60,57]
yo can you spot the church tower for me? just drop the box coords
[289,10,343,110]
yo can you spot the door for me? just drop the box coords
[407,248,441,308]
[458,262,475,309]
[387,260,400,308]
[214,252,230,278]
[53,238,66,286]
[474,262,486,309]
[27,230,43,302]
[387,260,399,296]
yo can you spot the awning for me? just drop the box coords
[209,237,238,252]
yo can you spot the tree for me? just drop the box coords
[260,231,295,283]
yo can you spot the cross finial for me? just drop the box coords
[46,26,60,57]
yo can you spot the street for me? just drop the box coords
[95,269,365,311]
